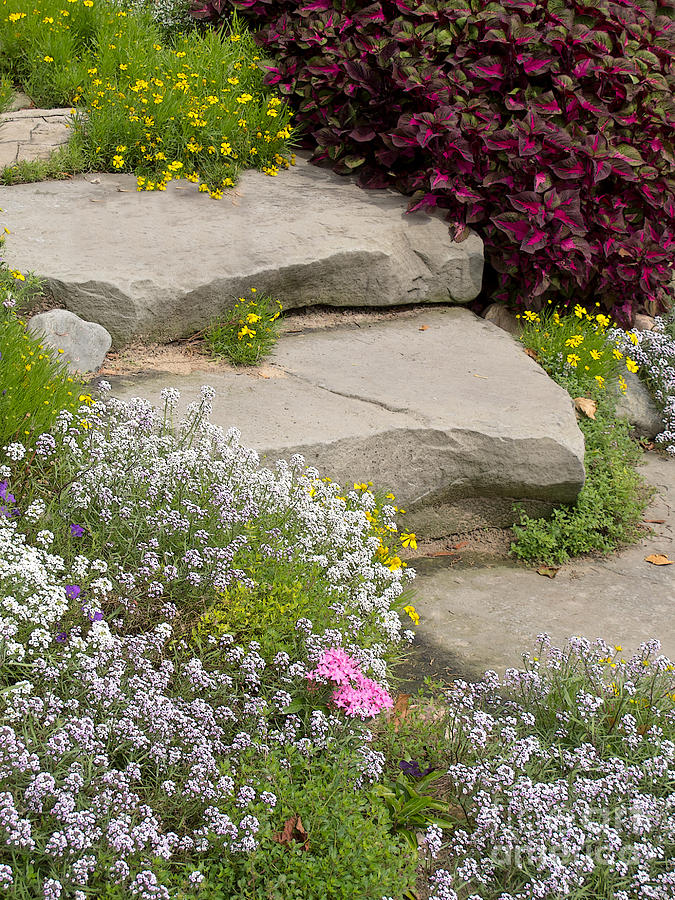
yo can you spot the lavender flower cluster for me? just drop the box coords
[425,636,675,900]
[0,385,416,897]
[611,318,675,453]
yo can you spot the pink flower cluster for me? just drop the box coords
[306,648,393,720]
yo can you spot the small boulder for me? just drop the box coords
[614,372,662,440]
[634,314,655,332]
[28,309,112,374]
[482,303,521,337]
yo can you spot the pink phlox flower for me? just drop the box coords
[306,647,393,719]
[305,647,362,686]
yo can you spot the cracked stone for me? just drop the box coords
[107,308,585,536]
[0,107,72,166]
[0,158,484,346]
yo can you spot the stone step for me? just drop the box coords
[107,308,585,537]
[0,158,483,347]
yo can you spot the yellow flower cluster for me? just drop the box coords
[1,0,294,195]
[518,302,638,392]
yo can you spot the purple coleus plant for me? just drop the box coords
[197,0,675,321]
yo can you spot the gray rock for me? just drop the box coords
[0,160,483,347]
[614,371,662,440]
[107,308,585,537]
[482,303,521,337]
[0,107,73,168]
[28,309,112,374]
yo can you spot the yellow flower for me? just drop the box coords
[613,348,624,360]
[400,532,417,550]
[227,77,239,85]
[566,353,580,368]
[43,56,54,63]
[628,332,639,346]
[10,270,25,281]
[594,375,605,388]
[564,335,583,349]
[83,0,93,6]
[230,33,241,41]
[574,304,586,318]
[236,93,253,104]
[387,556,403,571]
[238,325,256,339]
[403,605,419,625]
[595,313,611,328]
[246,313,261,324]
[590,349,602,360]
[626,358,638,373]
[111,155,125,169]
[523,310,540,322]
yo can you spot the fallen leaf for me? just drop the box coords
[618,248,632,258]
[390,693,410,732]
[426,550,461,558]
[645,554,674,566]
[644,519,666,524]
[453,540,469,550]
[116,188,131,193]
[574,397,597,420]
[272,816,310,852]
[473,374,488,379]
[524,348,540,361]
[419,325,429,331]
[89,198,104,202]
[537,566,560,578]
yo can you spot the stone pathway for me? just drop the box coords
[108,307,585,537]
[0,107,73,167]
[0,161,483,345]
[406,452,675,682]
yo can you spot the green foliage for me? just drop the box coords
[374,770,455,851]
[0,0,293,194]
[0,74,13,113]
[0,262,85,447]
[511,409,647,565]
[193,567,318,654]
[512,305,648,565]
[518,303,637,399]
[196,749,417,900]
[205,291,282,365]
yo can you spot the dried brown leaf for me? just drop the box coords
[419,325,429,331]
[537,566,560,578]
[645,554,674,566]
[272,816,310,851]
[574,397,597,420]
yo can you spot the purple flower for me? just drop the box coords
[399,759,434,779]
[55,632,68,643]
[65,585,81,600]
[70,523,85,537]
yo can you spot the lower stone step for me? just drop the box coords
[107,308,585,537]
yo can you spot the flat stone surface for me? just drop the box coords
[0,107,72,167]
[409,452,675,680]
[28,309,112,374]
[0,160,483,346]
[107,308,585,535]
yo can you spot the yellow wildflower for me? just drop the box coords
[403,605,420,625]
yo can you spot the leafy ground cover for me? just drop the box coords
[511,304,648,564]
[212,0,675,321]
[0,0,293,194]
